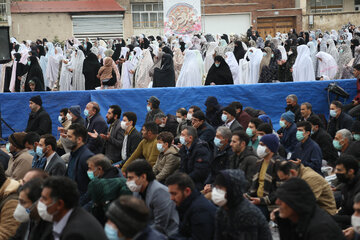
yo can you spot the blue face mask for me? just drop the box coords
[87,171,95,180]
[296,131,305,141]
[28,149,36,157]
[221,114,227,122]
[180,136,186,145]
[6,143,10,153]
[279,120,286,128]
[339,49,344,53]
[36,146,43,157]
[354,134,360,141]
[246,127,254,137]
[27,61,31,66]
[263,52,267,57]
[215,63,220,68]
[311,130,314,135]
[84,109,89,117]
[333,140,342,150]
[213,137,223,148]
[58,116,63,124]
[146,106,151,112]
[104,223,121,240]
[330,109,337,118]
[271,54,274,58]
[156,143,164,152]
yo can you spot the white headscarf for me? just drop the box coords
[176,50,204,87]
[307,41,318,75]
[316,51,338,79]
[120,47,129,59]
[204,42,217,73]
[135,49,153,88]
[225,52,240,84]
[292,45,315,82]
[247,48,263,84]
[70,50,86,90]
[278,46,288,61]
[46,47,64,89]
[40,42,55,88]
[326,39,339,62]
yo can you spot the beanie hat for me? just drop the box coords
[276,178,316,217]
[259,134,279,153]
[223,106,236,117]
[147,96,160,109]
[258,114,271,124]
[106,196,149,238]
[352,121,360,133]
[69,105,81,118]
[30,95,42,106]
[281,111,295,123]
[9,132,26,149]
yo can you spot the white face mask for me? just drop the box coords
[120,121,128,130]
[37,201,55,222]
[126,180,142,192]
[187,113,192,121]
[256,144,268,158]
[211,187,227,207]
[13,203,31,223]
[66,113,72,121]
[159,123,166,128]
[352,215,360,234]
[176,117,182,124]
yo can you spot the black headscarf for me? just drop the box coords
[351,39,360,57]
[153,53,175,88]
[37,45,46,57]
[140,38,150,50]
[180,42,186,52]
[28,77,44,91]
[162,46,173,57]
[233,41,246,62]
[83,52,101,90]
[25,55,44,92]
[112,44,122,61]
[205,56,233,85]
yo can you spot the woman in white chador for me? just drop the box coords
[292,45,315,82]
[176,50,204,87]
[204,42,217,73]
[59,50,74,91]
[39,42,55,89]
[120,47,133,89]
[326,39,339,63]
[70,49,86,90]
[316,51,338,80]
[307,41,318,76]
[47,47,64,89]
[135,49,153,88]
[246,48,263,84]
[225,52,240,84]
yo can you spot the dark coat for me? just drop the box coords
[153,53,176,88]
[25,107,52,135]
[145,108,164,123]
[133,226,167,240]
[197,122,216,148]
[229,119,243,132]
[0,150,10,171]
[280,123,297,154]
[83,53,101,90]
[205,144,233,185]
[44,152,66,176]
[123,127,142,161]
[172,191,217,240]
[343,141,360,160]
[311,127,338,167]
[179,138,211,190]
[285,104,301,123]
[205,104,223,129]
[215,170,272,240]
[236,111,252,132]
[205,58,233,86]
[102,119,124,163]
[158,114,179,138]
[85,113,108,154]
[327,111,354,138]
[10,219,53,240]
[291,138,323,174]
[60,207,108,240]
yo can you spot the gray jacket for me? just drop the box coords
[229,120,243,132]
[45,153,66,176]
[134,180,179,236]
[104,119,124,163]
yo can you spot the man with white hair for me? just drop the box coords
[285,94,301,123]
[334,129,360,159]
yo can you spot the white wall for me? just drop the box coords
[202,13,251,35]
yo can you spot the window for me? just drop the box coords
[309,0,343,13]
[131,3,164,28]
[0,0,7,22]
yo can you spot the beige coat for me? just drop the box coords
[298,164,337,215]
[5,149,32,181]
[0,178,20,240]
[153,145,181,182]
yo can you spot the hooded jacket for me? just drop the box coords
[153,145,181,183]
[215,169,272,240]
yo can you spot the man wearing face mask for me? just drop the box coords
[191,111,216,150]
[84,102,108,154]
[334,129,360,160]
[145,96,164,123]
[279,111,298,156]
[186,105,201,121]
[212,169,272,239]
[154,112,179,138]
[221,106,243,132]
[328,100,354,138]
[11,178,53,240]
[333,155,360,230]
[87,154,122,180]
[88,105,124,164]
[125,159,179,236]
[66,123,94,206]
[308,115,338,167]
[37,176,107,239]
[285,94,301,123]
[245,134,282,220]
[56,108,72,156]
[118,112,142,166]
[175,108,191,140]
[5,132,33,181]
[246,118,263,153]
[35,134,66,176]
[290,121,322,174]
[203,127,233,197]
[152,132,180,183]
[204,96,223,128]
[25,95,52,135]
[230,102,252,132]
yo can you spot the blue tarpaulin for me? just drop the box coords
[0,79,357,139]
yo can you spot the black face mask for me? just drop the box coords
[336,173,349,183]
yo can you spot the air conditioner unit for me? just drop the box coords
[356,5,360,11]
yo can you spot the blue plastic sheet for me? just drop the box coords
[0,79,357,139]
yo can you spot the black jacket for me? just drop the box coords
[197,122,216,149]
[205,144,233,185]
[124,127,142,161]
[83,53,101,90]
[311,128,338,167]
[327,111,354,138]
[285,104,301,123]
[159,114,179,138]
[85,113,108,154]
[10,219,53,240]
[343,141,360,160]
[25,107,52,135]
[145,108,164,123]
[171,191,217,240]
[179,138,211,190]
[60,207,107,240]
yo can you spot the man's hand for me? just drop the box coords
[270,208,279,222]
[343,227,355,240]
[290,159,301,165]
[88,130,98,139]
[203,184,212,194]
[100,132,110,141]
[354,100,359,106]
[250,197,261,205]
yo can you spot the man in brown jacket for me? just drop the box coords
[276,161,337,215]
[5,132,33,181]
[0,164,20,239]
[153,131,180,183]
